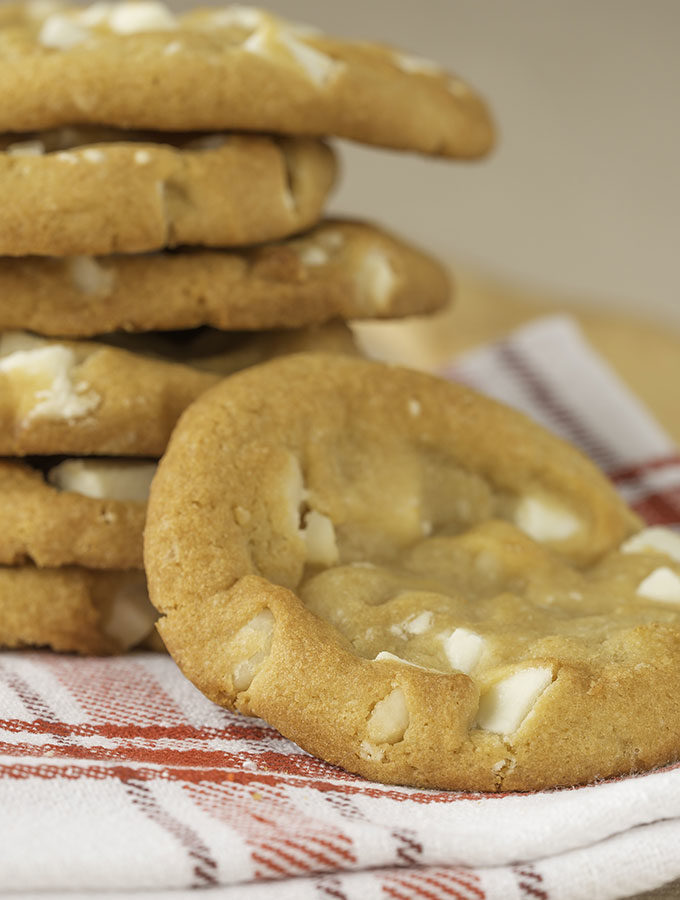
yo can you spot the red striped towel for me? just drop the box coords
[2,316,679,900]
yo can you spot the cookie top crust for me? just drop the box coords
[0,564,156,654]
[0,323,355,456]
[141,354,680,793]
[0,130,335,256]
[0,2,494,159]
[0,458,153,569]
[0,219,450,337]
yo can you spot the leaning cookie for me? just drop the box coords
[0,323,355,456]
[0,565,156,654]
[144,354,680,792]
[0,458,153,569]
[0,3,494,159]
[0,132,335,256]
[0,220,450,337]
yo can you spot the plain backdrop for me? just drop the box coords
[170,0,680,327]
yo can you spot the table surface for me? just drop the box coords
[355,268,680,448]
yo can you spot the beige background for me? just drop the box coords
[171,0,680,328]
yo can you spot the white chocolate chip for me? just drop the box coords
[56,151,79,164]
[404,611,433,635]
[106,1,177,34]
[298,245,329,267]
[408,398,421,417]
[243,24,342,87]
[231,609,275,692]
[0,331,46,357]
[0,344,99,422]
[316,230,344,251]
[356,248,397,312]
[477,667,553,734]
[69,256,115,295]
[392,51,443,77]
[374,650,428,670]
[442,628,485,675]
[209,6,266,30]
[515,495,581,542]
[74,2,114,27]
[301,509,339,567]
[366,686,409,744]
[48,459,156,502]
[621,527,680,564]
[358,740,385,762]
[637,567,680,604]
[134,149,152,165]
[39,13,89,49]
[102,577,157,649]
[6,140,45,157]
[276,30,341,86]
[81,147,105,163]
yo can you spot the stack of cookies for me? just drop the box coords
[0,2,494,654]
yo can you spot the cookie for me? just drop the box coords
[0,3,494,159]
[0,322,355,456]
[143,353,680,792]
[0,458,152,569]
[0,220,450,337]
[0,130,336,256]
[0,564,156,654]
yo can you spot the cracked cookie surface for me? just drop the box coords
[0,130,335,256]
[0,2,494,159]
[0,220,450,337]
[145,355,680,791]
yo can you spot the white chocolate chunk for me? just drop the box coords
[637,567,680,604]
[408,398,421,417]
[374,651,428,670]
[477,667,552,734]
[515,495,581,542]
[298,244,329,267]
[75,2,114,27]
[358,740,385,762]
[107,1,177,34]
[443,628,485,675]
[366,686,409,744]
[316,230,344,251]
[0,331,47,357]
[621,527,680,564]
[276,30,341,86]
[134,149,152,164]
[231,609,275,692]
[48,459,156,502]
[39,13,89,49]
[356,248,397,311]
[0,345,99,422]
[243,23,342,87]
[403,611,433,635]
[69,256,115,295]
[102,577,157,649]
[208,5,265,30]
[6,140,45,157]
[302,509,339,566]
[81,147,105,163]
[392,51,443,77]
